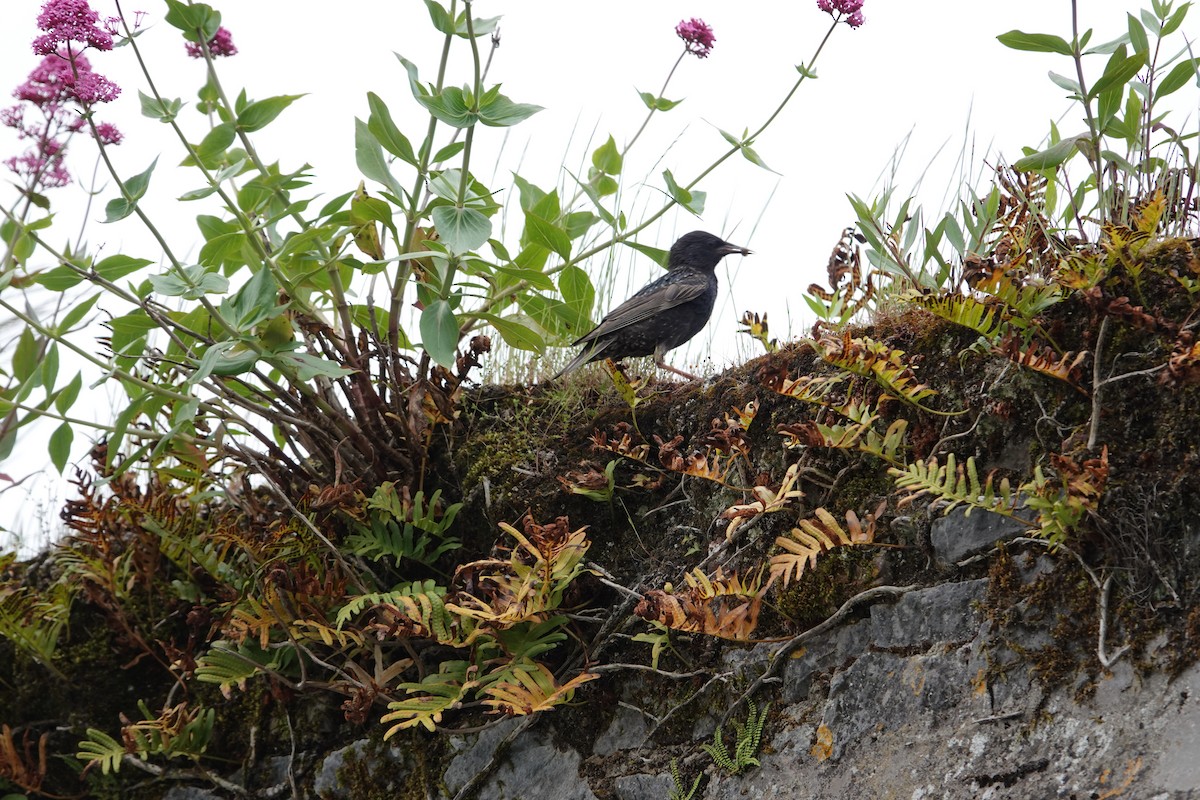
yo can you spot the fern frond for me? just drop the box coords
[669,757,704,800]
[195,641,279,696]
[0,583,70,672]
[859,418,909,465]
[382,661,475,735]
[997,336,1088,390]
[907,291,1007,340]
[769,507,880,588]
[635,568,765,641]
[889,454,1027,520]
[480,662,599,716]
[77,728,126,775]
[702,701,769,775]
[814,330,948,412]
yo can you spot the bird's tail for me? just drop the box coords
[551,341,608,380]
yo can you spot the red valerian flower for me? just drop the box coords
[32,0,114,56]
[186,27,239,59]
[818,0,866,28]
[675,18,715,59]
[93,121,122,145]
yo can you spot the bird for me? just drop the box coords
[553,231,751,380]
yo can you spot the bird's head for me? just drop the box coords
[670,230,752,271]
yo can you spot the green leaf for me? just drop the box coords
[637,91,682,111]
[109,311,158,355]
[432,141,466,163]
[49,422,73,473]
[416,86,477,128]
[56,372,82,415]
[1156,58,1199,99]
[431,205,490,254]
[107,393,146,470]
[492,262,555,291]
[419,300,460,368]
[591,135,623,175]
[12,328,38,381]
[996,30,1073,56]
[95,254,153,282]
[1013,136,1083,170]
[558,265,595,327]
[1161,2,1189,36]
[367,92,418,166]
[1048,71,1082,94]
[477,92,542,127]
[41,342,59,390]
[35,264,85,291]
[564,211,600,241]
[104,158,158,223]
[163,0,220,42]
[454,11,500,38]
[355,118,405,197]
[237,95,305,133]
[424,0,453,33]
[662,169,705,215]
[622,240,670,268]
[523,213,572,261]
[181,158,245,200]
[223,266,279,330]
[57,292,101,333]
[149,265,229,299]
[138,89,183,122]
[739,142,775,172]
[1089,52,1147,99]
[476,312,545,352]
[278,351,356,381]
[188,341,234,385]
[193,122,236,166]
[1126,13,1150,55]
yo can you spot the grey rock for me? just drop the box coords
[475,733,597,800]
[612,772,676,800]
[594,704,652,755]
[163,787,221,800]
[314,738,415,799]
[444,718,597,800]
[443,717,526,796]
[931,506,1027,562]
[869,579,987,648]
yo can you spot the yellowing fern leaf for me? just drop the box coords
[482,662,599,716]
[769,506,881,588]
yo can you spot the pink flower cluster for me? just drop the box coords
[28,1,122,106]
[817,0,865,28]
[676,18,715,59]
[186,27,238,59]
[32,0,113,55]
[4,1,128,192]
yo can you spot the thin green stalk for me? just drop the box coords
[112,4,303,309]
[391,0,460,352]
[1069,0,1106,228]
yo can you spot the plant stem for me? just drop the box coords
[1069,0,1106,228]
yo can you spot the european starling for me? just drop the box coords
[553,230,751,380]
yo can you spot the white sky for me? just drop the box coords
[0,0,1191,552]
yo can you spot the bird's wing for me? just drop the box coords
[573,272,709,345]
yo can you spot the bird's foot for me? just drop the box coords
[655,358,699,381]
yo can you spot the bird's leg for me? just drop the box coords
[654,356,699,381]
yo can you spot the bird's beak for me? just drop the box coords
[718,243,752,257]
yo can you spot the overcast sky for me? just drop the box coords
[0,0,1191,553]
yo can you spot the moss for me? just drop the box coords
[773,547,879,631]
[330,731,446,800]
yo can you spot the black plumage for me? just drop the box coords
[553,230,751,380]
